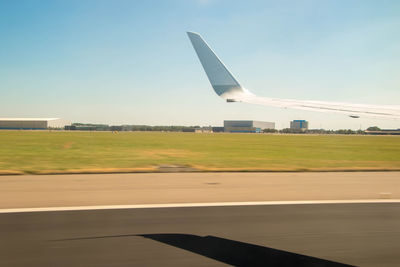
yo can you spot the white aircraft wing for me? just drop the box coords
[187,31,400,120]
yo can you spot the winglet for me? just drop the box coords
[187,32,247,100]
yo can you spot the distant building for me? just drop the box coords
[0,118,71,130]
[67,123,110,131]
[365,129,400,135]
[224,120,275,133]
[212,127,225,133]
[290,120,309,130]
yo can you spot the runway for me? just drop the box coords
[1,203,400,266]
[0,172,399,208]
[1,172,400,266]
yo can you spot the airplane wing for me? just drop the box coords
[187,31,400,120]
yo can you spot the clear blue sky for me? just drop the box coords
[1,0,399,129]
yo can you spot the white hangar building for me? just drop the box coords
[0,118,71,130]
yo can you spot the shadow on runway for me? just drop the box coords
[140,234,354,267]
[55,233,355,267]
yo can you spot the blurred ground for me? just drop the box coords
[0,131,399,174]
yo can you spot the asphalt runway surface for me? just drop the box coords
[1,203,400,267]
[1,172,400,266]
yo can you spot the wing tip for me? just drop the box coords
[186,31,201,38]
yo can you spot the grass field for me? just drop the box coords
[0,131,400,174]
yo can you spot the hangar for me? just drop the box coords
[224,120,275,133]
[0,118,71,130]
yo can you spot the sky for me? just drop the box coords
[1,0,399,129]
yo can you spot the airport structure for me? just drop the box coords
[224,120,275,133]
[365,129,400,135]
[0,118,71,130]
[290,120,309,131]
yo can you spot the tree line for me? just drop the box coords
[66,123,385,134]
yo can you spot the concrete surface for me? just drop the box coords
[0,172,399,208]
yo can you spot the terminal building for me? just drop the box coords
[224,120,275,133]
[0,118,71,130]
[290,120,309,131]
